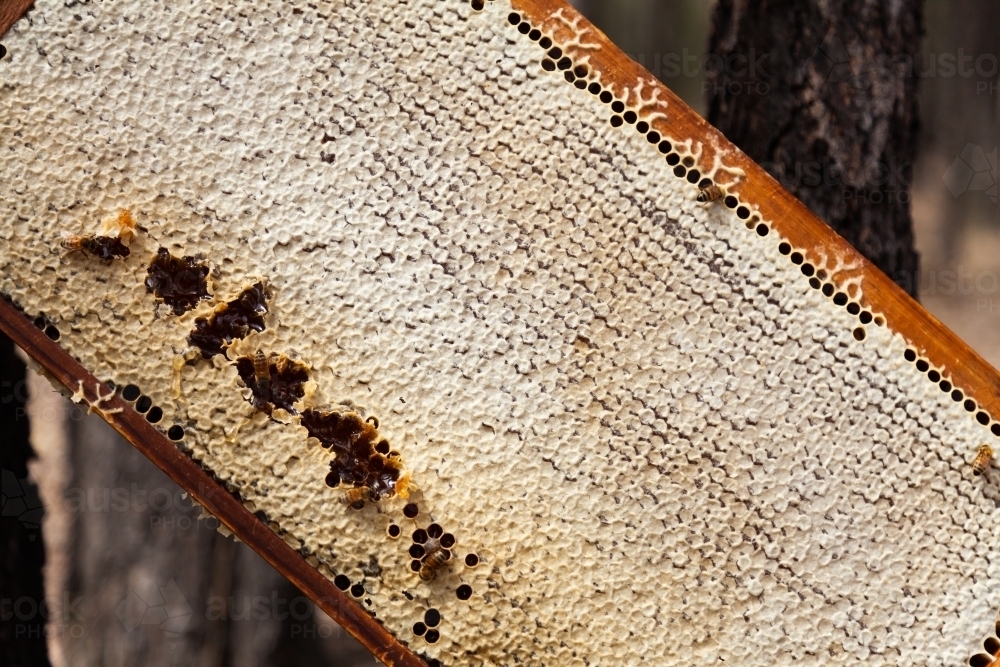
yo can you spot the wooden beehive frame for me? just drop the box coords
[2,1,998,664]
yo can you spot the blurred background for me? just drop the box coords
[2,1,998,666]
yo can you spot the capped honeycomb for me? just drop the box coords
[2,0,1000,664]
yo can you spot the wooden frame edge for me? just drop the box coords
[0,296,427,667]
[0,0,33,39]
[511,0,1000,434]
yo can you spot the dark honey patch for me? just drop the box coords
[235,353,309,414]
[81,236,130,260]
[188,282,269,358]
[302,409,406,501]
[145,248,211,315]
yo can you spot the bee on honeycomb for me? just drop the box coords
[696,184,724,204]
[61,209,137,260]
[972,445,993,476]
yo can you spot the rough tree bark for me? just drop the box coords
[706,0,923,297]
[1,332,51,667]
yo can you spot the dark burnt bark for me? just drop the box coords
[0,332,51,667]
[706,0,923,296]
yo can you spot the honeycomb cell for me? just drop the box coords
[188,282,270,359]
[234,353,309,414]
[303,409,407,501]
[145,248,211,315]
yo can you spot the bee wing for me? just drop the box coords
[59,231,81,248]
[99,209,136,244]
[118,228,136,245]
[394,472,413,499]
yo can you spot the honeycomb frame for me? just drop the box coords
[3,0,1000,665]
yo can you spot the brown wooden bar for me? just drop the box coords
[0,0,33,39]
[0,296,427,667]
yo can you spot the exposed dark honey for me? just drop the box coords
[188,282,269,358]
[79,236,131,260]
[235,354,309,414]
[145,248,210,315]
[302,409,406,501]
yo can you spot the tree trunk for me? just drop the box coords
[706,0,923,296]
[61,413,221,666]
[1,332,52,667]
[57,411,374,667]
[570,0,713,115]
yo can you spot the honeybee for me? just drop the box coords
[973,445,994,476]
[696,184,724,204]
[419,549,450,581]
[59,234,103,255]
[60,209,137,260]
[252,350,271,395]
[341,486,371,506]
